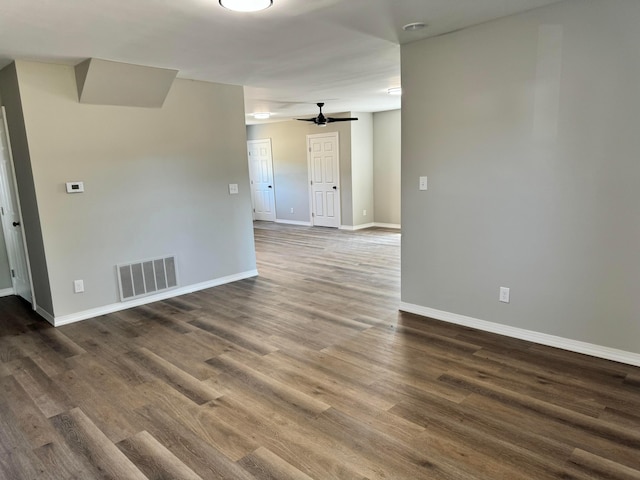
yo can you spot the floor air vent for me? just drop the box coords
[117,256,177,301]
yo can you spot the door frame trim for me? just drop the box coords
[306,131,341,228]
[0,106,35,307]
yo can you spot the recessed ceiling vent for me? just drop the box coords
[75,58,178,108]
[117,256,178,302]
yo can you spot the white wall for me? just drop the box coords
[247,119,354,226]
[248,113,398,229]
[401,0,640,357]
[373,109,401,226]
[4,60,256,320]
[350,112,374,227]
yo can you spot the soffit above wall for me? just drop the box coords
[75,58,178,108]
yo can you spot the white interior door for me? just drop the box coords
[247,139,276,222]
[0,107,32,303]
[308,132,340,228]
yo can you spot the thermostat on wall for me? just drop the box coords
[66,181,84,193]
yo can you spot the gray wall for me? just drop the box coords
[373,109,401,226]
[7,60,255,318]
[350,112,374,227]
[0,62,54,312]
[401,0,640,354]
[247,120,354,226]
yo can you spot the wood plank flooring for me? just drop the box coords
[1,221,640,479]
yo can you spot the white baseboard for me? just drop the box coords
[0,287,14,298]
[399,302,640,367]
[340,223,376,231]
[373,222,401,230]
[274,220,398,230]
[340,223,401,231]
[52,270,259,327]
[35,304,55,326]
[275,219,312,226]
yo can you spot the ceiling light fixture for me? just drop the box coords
[388,87,402,96]
[253,112,271,119]
[219,0,272,12]
[402,22,426,32]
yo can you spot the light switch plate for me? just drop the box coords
[419,176,428,191]
[229,184,239,195]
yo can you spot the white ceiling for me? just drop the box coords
[0,0,564,123]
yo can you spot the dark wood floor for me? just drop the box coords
[1,222,640,479]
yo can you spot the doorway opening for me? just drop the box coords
[0,106,33,304]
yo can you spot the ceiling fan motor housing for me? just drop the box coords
[297,102,358,126]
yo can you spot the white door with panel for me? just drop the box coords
[0,107,32,303]
[307,132,340,228]
[247,139,276,222]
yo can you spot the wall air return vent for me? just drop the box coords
[117,255,178,301]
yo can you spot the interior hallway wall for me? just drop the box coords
[2,60,256,320]
[401,0,640,357]
[373,109,401,227]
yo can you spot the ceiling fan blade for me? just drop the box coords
[295,104,356,126]
[326,117,359,123]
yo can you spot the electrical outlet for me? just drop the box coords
[228,183,239,195]
[290,208,294,214]
[499,287,510,303]
[363,209,367,216]
[419,176,428,191]
[74,279,84,293]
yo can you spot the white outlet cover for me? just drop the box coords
[499,286,510,303]
[419,176,428,191]
[74,279,84,293]
[228,183,239,194]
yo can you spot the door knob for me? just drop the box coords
[268,185,272,188]
[12,221,20,227]
[332,186,337,190]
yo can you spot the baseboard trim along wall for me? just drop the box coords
[0,287,15,298]
[399,302,640,368]
[340,223,375,231]
[272,220,400,230]
[51,270,259,327]
[275,219,312,226]
[36,304,55,326]
[341,223,401,231]
[374,223,401,229]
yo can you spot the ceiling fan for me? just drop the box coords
[297,103,358,127]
